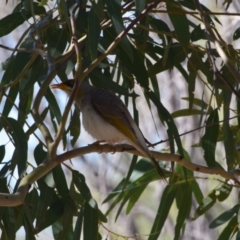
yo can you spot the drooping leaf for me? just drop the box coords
[233,27,240,41]
[174,184,192,240]
[73,210,83,240]
[0,145,5,163]
[193,191,217,220]
[191,24,207,41]
[44,88,62,124]
[148,43,188,76]
[0,117,28,176]
[149,184,177,240]
[72,170,92,201]
[105,0,133,61]
[210,205,239,229]
[83,199,99,240]
[67,108,81,147]
[166,1,190,45]
[202,109,219,167]
[222,89,236,169]
[218,216,238,240]
[171,109,206,118]
[87,7,101,61]
[0,11,31,37]
[216,183,232,202]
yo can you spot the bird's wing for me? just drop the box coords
[91,89,152,155]
[91,89,138,144]
[91,89,166,181]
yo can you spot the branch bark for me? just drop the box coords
[0,143,239,207]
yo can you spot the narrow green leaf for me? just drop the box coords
[102,179,125,204]
[171,109,206,118]
[0,11,30,37]
[122,155,138,192]
[233,27,240,40]
[0,56,14,75]
[1,51,32,86]
[174,184,192,240]
[0,145,5,163]
[83,199,99,240]
[35,180,55,231]
[103,27,149,88]
[23,204,36,240]
[72,170,92,201]
[26,107,48,138]
[193,191,217,220]
[67,109,81,147]
[2,83,19,118]
[188,71,196,110]
[18,87,34,125]
[73,210,83,240]
[182,97,213,113]
[87,8,101,61]
[46,28,69,58]
[222,89,236,169]
[58,0,70,31]
[104,186,129,217]
[148,16,171,44]
[216,183,232,202]
[21,57,47,93]
[36,199,65,233]
[135,0,146,16]
[191,180,203,205]
[2,208,16,240]
[115,187,139,221]
[25,188,39,218]
[146,91,184,156]
[105,0,133,61]
[56,201,74,240]
[0,117,28,176]
[178,0,196,10]
[89,68,130,96]
[210,205,239,229]
[0,161,10,178]
[52,165,69,197]
[148,43,188,76]
[218,216,237,240]
[200,4,221,25]
[89,0,105,20]
[38,0,48,6]
[146,59,160,99]
[126,184,147,214]
[167,2,190,45]
[191,24,207,41]
[52,221,63,240]
[202,109,219,167]
[34,144,47,165]
[45,88,62,124]
[148,185,177,240]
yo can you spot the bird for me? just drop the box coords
[51,80,166,181]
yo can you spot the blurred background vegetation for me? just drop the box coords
[0,0,240,239]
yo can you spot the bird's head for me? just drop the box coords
[51,80,85,100]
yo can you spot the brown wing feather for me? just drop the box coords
[91,88,166,181]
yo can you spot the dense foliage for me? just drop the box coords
[0,0,239,239]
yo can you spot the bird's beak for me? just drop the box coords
[51,83,73,95]
[51,83,69,90]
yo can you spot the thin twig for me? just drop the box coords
[51,3,82,152]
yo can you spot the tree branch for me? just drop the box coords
[0,143,239,207]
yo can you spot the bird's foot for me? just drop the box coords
[90,140,116,154]
[90,140,105,153]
